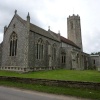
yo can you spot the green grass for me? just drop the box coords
[0,70,100,99]
[0,69,100,82]
[0,80,100,100]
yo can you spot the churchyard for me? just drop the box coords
[0,69,99,82]
[0,69,100,99]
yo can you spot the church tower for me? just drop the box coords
[67,14,83,51]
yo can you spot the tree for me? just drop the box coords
[91,52,100,55]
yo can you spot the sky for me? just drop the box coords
[0,0,100,54]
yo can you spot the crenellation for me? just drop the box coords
[68,14,80,20]
[67,14,83,51]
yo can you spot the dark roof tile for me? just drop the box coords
[30,23,58,41]
[15,14,80,48]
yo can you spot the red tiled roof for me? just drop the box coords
[60,36,80,48]
[50,30,80,49]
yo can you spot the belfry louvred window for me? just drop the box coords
[10,32,17,56]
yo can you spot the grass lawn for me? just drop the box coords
[0,80,100,100]
[0,69,100,82]
[0,69,100,99]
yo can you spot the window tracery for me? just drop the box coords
[36,38,44,59]
[10,32,17,56]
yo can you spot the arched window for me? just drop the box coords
[10,32,17,56]
[46,40,50,55]
[76,54,79,63]
[52,44,56,60]
[93,59,95,64]
[36,38,44,59]
[61,53,66,64]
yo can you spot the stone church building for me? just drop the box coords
[0,11,91,72]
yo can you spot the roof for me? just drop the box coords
[60,36,80,49]
[15,14,58,41]
[30,23,59,41]
[49,30,80,49]
[90,55,100,57]
[11,13,80,48]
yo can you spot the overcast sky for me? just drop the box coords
[0,0,100,54]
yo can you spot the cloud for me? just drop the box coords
[0,0,100,53]
[82,28,100,53]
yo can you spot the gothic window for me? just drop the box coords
[93,60,95,64]
[52,44,56,60]
[61,53,66,64]
[46,41,50,55]
[10,32,17,56]
[36,38,44,60]
[76,54,79,63]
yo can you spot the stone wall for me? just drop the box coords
[2,15,29,68]
[0,43,2,66]
[28,31,60,69]
[0,76,100,90]
[1,13,61,72]
[90,55,100,70]
[67,14,83,51]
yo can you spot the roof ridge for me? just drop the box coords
[30,23,60,42]
[48,30,60,41]
[30,22,48,32]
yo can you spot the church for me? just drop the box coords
[0,10,95,72]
